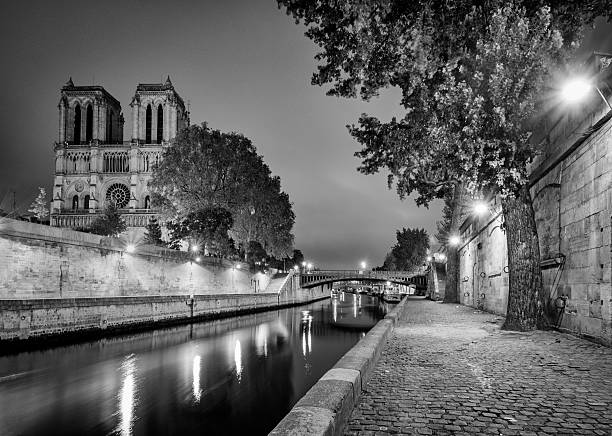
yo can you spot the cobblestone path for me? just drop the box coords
[345,298,612,435]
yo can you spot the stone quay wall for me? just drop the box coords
[0,218,263,299]
[0,218,329,342]
[456,95,612,346]
[0,288,329,342]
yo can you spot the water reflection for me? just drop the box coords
[0,296,386,436]
[234,340,242,381]
[116,354,137,436]
[193,355,202,403]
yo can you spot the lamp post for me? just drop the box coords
[561,77,612,110]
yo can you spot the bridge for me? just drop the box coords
[299,268,428,290]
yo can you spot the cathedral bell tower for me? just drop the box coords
[129,76,190,145]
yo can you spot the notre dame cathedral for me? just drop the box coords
[50,77,189,234]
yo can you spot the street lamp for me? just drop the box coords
[473,201,488,216]
[449,235,461,246]
[360,261,366,270]
[191,245,199,252]
[307,262,313,271]
[126,244,136,253]
[195,256,201,262]
[293,265,299,271]
[561,77,612,110]
[426,256,433,262]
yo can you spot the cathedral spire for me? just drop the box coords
[65,77,74,87]
[165,75,172,86]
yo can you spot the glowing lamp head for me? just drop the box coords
[449,235,461,246]
[125,244,136,253]
[191,245,199,252]
[195,257,201,262]
[473,202,488,216]
[301,261,306,267]
[439,253,447,261]
[561,78,591,103]
[307,262,313,270]
[293,265,299,271]
[360,261,366,269]
[426,256,432,262]
[236,264,241,269]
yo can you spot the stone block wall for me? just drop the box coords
[0,218,257,298]
[458,207,509,315]
[458,113,612,345]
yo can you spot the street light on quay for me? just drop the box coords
[449,235,461,246]
[473,201,488,216]
[561,77,612,110]
[125,244,136,254]
[307,262,313,271]
[360,261,367,270]
[191,245,199,252]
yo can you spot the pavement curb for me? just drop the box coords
[269,296,407,436]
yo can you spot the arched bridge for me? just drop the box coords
[300,269,427,290]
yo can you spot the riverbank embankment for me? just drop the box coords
[0,218,331,346]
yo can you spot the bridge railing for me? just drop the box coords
[304,268,427,279]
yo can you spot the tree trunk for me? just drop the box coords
[501,186,546,331]
[443,185,462,303]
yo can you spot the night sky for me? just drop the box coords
[1,1,610,269]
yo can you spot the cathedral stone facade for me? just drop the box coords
[51,77,189,232]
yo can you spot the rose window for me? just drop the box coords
[106,183,131,208]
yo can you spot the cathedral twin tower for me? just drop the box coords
[51,77,189,231]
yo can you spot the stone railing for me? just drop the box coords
[51,210,157,228]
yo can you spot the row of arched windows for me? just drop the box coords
[70,194,151,210]
[73,103,93,144]
[72,104,116,144]
[66,152,91,173]
[103,151,130,173]
[145,104,164,144]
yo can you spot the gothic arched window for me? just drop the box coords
[157,105,163,143]
[72,195,79,210]
[86,104,93,143]
[108,111,113,143]
[84,195,90,209]
[74,104,81,144]
[146,104,152,143]
[144,195,151,209]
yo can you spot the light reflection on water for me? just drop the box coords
[116,354,137,436]
[0,295,389,436]
[192,355,202,403]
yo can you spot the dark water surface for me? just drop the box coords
[0,294,390,436]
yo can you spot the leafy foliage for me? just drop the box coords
[143,217,165,246]
[381,228,429,271]
[277,0,608,203]
[28,187,49,221]
[149,123,295,258]
[165,207,235,256]
[89,203,127,237]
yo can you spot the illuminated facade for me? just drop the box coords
[50,77,189,231]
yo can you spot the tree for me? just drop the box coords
[149,123,295,259]
[143,217,165,246]
[278,0,609,331]
[28,187,49,221]
[166,207,235,256]
[384,228,429,272]
[89,203,127,236]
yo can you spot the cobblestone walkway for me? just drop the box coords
[345,298,612,435]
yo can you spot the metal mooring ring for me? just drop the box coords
[503,266,509,273]
[480,293,486,299]
[479,272,486,278]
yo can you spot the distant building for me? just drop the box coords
[50,76,189,232]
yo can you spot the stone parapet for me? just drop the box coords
[0,287,329,344]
